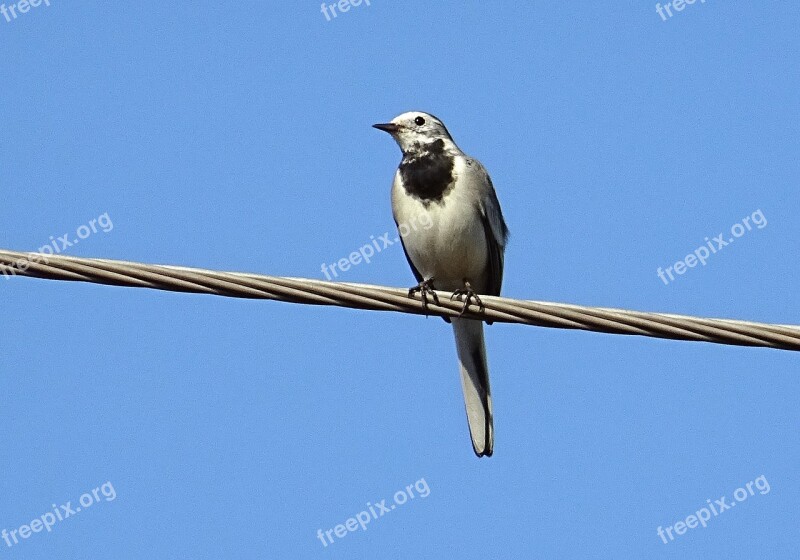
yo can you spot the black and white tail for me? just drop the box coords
[451,317,493,457]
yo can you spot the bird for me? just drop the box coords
[373,111,509,457]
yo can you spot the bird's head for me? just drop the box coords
[373,111,457,154]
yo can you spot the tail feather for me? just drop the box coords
[451,317,493,457]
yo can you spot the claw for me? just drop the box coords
[450,281,485,317]
[408,278,439,316]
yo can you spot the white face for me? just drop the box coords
[374,111,454,152]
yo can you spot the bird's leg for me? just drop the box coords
[450,280,485,317]
[408,278,440,316]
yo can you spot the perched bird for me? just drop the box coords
[374,111,509,457]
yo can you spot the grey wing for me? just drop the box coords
[480,209,505,297]
[477,171,509,298]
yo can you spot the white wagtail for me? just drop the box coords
[374,111,509,457]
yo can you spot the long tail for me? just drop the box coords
[451,317,493,457]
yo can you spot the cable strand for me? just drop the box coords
[2,249,799,351]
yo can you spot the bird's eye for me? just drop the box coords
[414,116,426,126]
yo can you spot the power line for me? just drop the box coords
[2,249,799,351]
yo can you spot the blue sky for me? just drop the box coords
[1,2,799,558]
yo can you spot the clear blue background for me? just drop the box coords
[2,2,798,558]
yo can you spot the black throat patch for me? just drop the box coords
[398,139,455,204]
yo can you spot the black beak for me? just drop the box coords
[372,123,400,133]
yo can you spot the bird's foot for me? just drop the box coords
[408,278,440,316]
[450,281,484,317]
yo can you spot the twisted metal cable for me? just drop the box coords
[2,249,799,351]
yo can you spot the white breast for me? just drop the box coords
[391,156,488,292]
